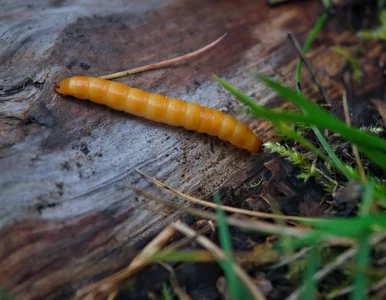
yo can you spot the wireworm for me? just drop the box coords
[55,76,262,152]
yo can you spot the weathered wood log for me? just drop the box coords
[0,0,383,299]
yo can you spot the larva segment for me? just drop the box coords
[230,123,256,152]
[164,98,187,126]
[71,76,91,100]
[146,94,170,122]
[106,81,130,110]
[55,76,263,152]
[89,78,111,105]
[125,88,150,117]
[196,107,215,134]
[230,123,250,147]
[218,115,238,141]
[207,110,226,136]
[184,103,204,131]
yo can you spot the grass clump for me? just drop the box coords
[211,6,386,299]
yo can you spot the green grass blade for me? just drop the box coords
[296,12,329,94]
[350,234,370,300]
[359,147,386,171]
[274,121,328,161]
[276,213,386,250]
[0,288,19,300]
[357,10,386,41]
[313,126,352,178]
[331,46,362,84]
[274,231,324,252]
[300,214,386,232]
[321,0,332,9]
[255,73,342,126]
[214,193,246,300]
[161,283,173,300]
[360,183,375,216]
[294,12,352,179]
[214,75,386,156]
[301,246,320,300]
[349,182,373,300]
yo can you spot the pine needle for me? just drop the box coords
[100,33,228,80]
[134,168,319,222]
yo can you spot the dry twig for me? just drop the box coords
[268,247,312,269]
[159,262,193,300]
[172,221,267,300]
[135,168,318,222]
[342,89,367,183]
[100,33,227,80]
[286,232,386,300]
[76,224,177,299]
[327,275,386,299]
[287,32,331,104]
[128,183,355,245]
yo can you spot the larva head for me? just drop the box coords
[54,78,72,96]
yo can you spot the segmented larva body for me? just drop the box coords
[55,76,262,152]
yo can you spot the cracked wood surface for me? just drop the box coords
[0,0,384,299]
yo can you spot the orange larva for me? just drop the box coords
[55,76,262,152]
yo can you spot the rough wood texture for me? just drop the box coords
[0,0,384,299]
